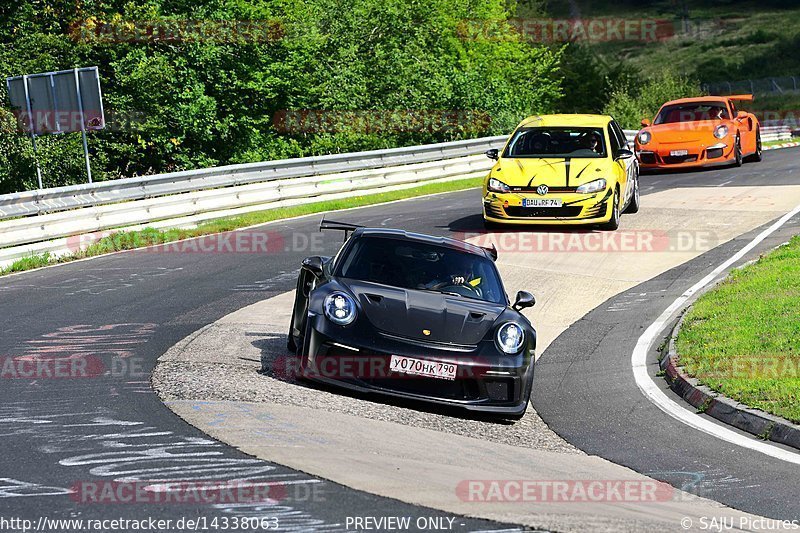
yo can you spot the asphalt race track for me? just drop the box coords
[2,147,800,530]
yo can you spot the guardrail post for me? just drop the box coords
[21,75,44,190]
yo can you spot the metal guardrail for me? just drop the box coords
[0,136,507,265]
[0,136,506,220]
[2,125,783,221]
[1,125,796,267]
[761,125,793,141]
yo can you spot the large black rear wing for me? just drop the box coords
[319,217,363,241]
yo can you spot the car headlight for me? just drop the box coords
[638,131,651,145]
[487,177,510,193]
[324,292,357,325]
[714,125,729,139]
[496,322,524,354]
[575,178,607,194]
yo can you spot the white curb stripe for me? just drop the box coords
[631,203,800,465]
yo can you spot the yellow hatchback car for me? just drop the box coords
[482,114,640,231]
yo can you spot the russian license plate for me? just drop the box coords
[389,355,457,381]
[523,198,562,208]
[670,149,689,157]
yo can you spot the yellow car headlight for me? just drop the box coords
[487,177,510,193]
[576,178,607,194]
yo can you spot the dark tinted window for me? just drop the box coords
[655,102,730,124]
[504,127,606,158]
[611,120,627,147]
[338,236,506,304]
[607,125,621,154]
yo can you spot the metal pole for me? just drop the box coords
[49,74,61,133]
[22,75,44,189]
[73,67,92,183]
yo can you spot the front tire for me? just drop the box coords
[625,173,640,214]
[287,305,299,352]
[733,135,743,167]
[600,186,621,231]
[483,218,503,231]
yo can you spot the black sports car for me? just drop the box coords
[287,220,537,419]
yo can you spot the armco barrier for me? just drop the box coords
[0,136,506,220]
[0,137,506,266]
[1,126,794,267]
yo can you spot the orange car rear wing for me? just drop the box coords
[728,94,754,102]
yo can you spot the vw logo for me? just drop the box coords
[536,185,549,196]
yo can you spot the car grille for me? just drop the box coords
[509,186,578,193]
[363,376,482,400]
[503,206,583,218]
[639,152,657,165]
[662,154,698,165]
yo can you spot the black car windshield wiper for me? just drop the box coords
[415,287,463,298]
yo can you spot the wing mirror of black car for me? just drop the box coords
[513,291,535,311]
[485,148,499,160]
[615,148,634,161]
[301,256,325,277]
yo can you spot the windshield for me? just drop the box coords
[337,236,506,305]
[655,102,730,124]
[503,127,607,158]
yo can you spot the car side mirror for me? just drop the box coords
[513,291,535,311]
[615,148,634,161]
[485,148,499,160]
[737,111,748,120]
[301,256,324,277]
[641,118,651,127]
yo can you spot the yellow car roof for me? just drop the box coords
[516,114,612,129]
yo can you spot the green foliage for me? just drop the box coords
[603,71,702,129]
[676,235,800,424]
[0,0,562,193]
[557,43,641,114]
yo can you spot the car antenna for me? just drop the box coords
[319,216,364,242]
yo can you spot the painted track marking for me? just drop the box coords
[631,202,800,465]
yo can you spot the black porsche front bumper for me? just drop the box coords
[299,312,535,416]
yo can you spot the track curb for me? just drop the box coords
[765,141,800,151]
[662,311,800,451]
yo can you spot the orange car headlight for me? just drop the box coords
[714,125,729,139]
[638,131,651,145]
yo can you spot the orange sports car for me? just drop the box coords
[634,95,762,170]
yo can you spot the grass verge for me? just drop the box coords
[0,177,482,277]
[675,235,800,423]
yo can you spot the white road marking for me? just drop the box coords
[631,203,800,465]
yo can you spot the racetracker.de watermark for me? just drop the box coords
[270,354,515,382]
[3,109,148,134]
[687,356,800,380]
[68,18,284,44]
[69,480,290,505]
[456,479,674,503]
[66,230,326,255]
[458,230,719,253]
[457,18,674,43]
[272,109,492,134]
[0,355,147,379]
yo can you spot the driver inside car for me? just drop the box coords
[420,260,482,292]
